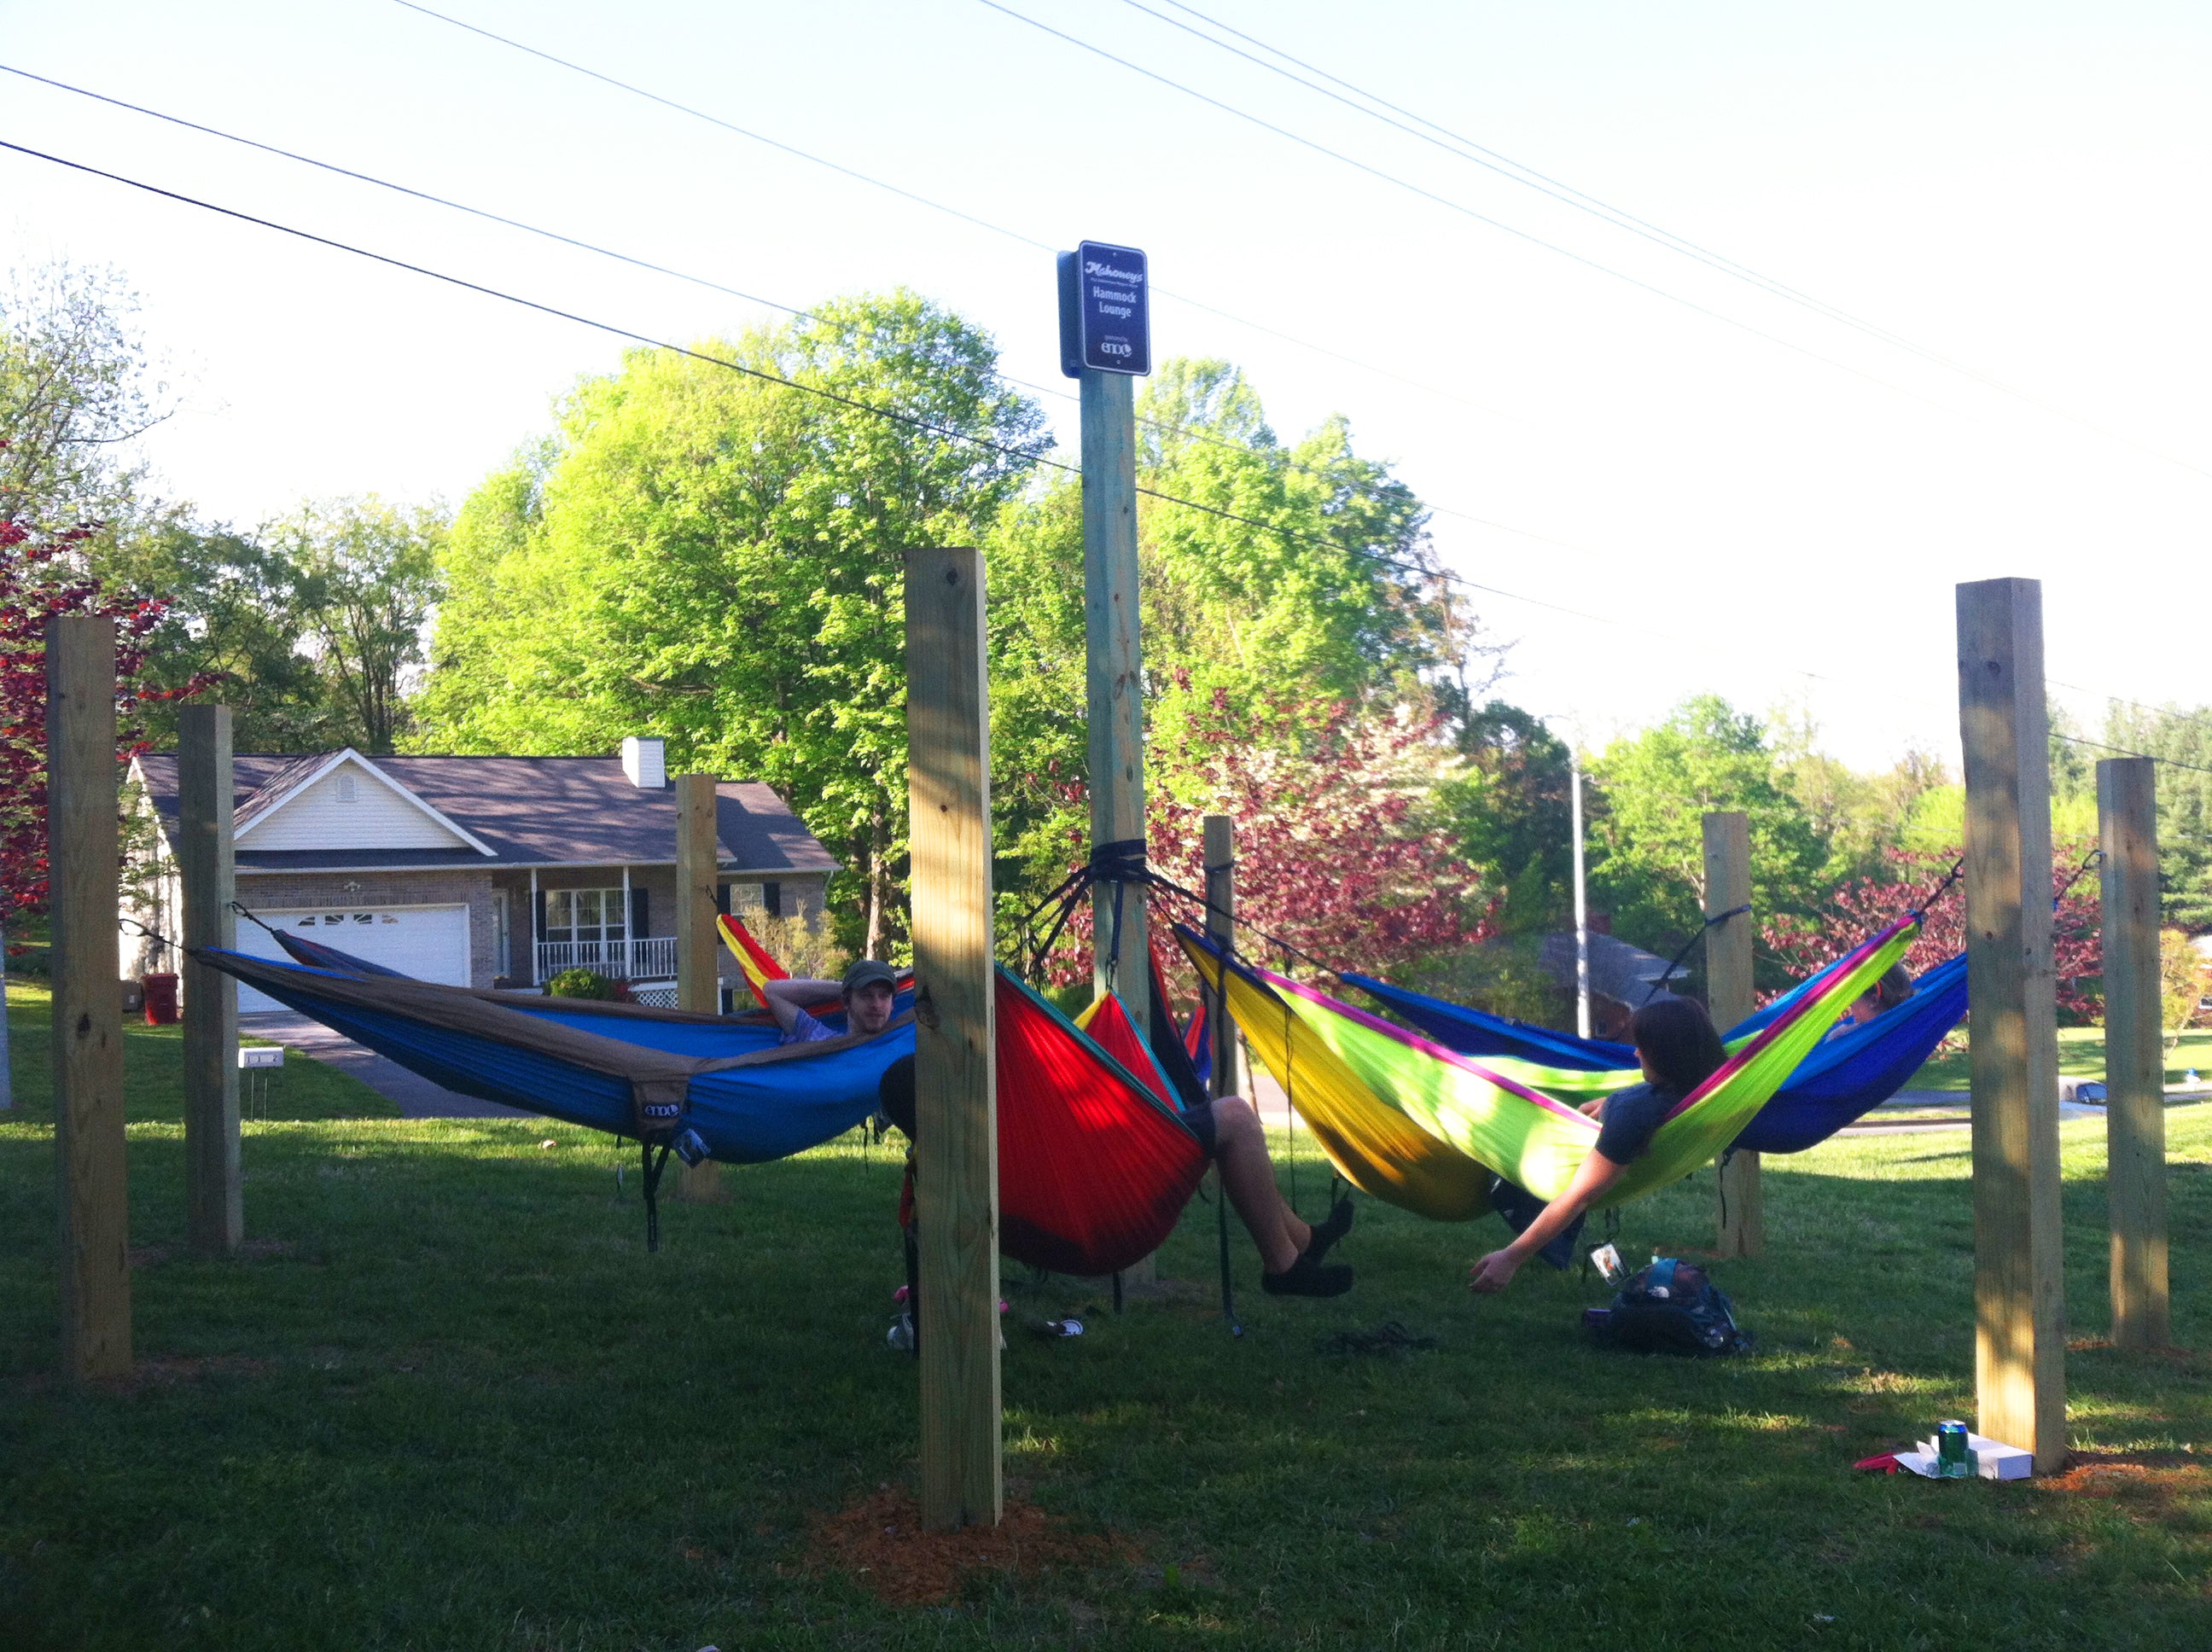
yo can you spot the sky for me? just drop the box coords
[5,0,2208,769]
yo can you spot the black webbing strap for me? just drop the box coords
[640,1138,672,1253]
[1639,902,1753,1007]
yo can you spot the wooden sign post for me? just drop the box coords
[672,771,725,1202]
[179,703,243,1255]
[906,544,1001,1531]
[49,614,131,1380]
[2097,756,2168,1348]
[1083,368,1148,1033]
[1704,811,1761,1257]
[1955,577,2065,1472]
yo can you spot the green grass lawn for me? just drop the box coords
[5,982,2211,1649]
[1906,1026,2212,1092]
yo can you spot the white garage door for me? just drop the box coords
[235,905,472,1014]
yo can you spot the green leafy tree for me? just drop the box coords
[1586,695,1829,969]
[421,291,1047,956]
[987,358,1468,899]
[2101,703,2212,929]
[266,497,445,753]
[90,510,336,751]
[0,258,166,534]
[1433,701,1572,938]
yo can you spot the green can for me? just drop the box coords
[1936,1420,1970,1477]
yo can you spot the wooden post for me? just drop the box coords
[2098,757,2168,1348]
[905,544,1001,1531]
[1956,577,2065,1471]
[672,771,725,1202]
[1,919,13,1112]
[1203,816,1236,1097]
[178,704,242,1255]
[49,615,131,1380]
[1082,368,1148,1034]
[1704,811,1761,1257]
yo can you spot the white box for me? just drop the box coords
[1908,1432,2033,1480]
[238,1045,285,1069]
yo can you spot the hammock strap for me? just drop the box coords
[227,899,283,939]
[1641,903,1753,1007]
[2055,848,2104,905]
[640,1138,672,1253]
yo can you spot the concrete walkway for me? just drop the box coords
[241,1011,527,1120]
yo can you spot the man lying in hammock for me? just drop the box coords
[1468,997,1728,1295]
[764,958,901,1044]
[877,1055,1359,1297]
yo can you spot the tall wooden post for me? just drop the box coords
[672,771,725,1202]
[1956,577,2065,1471]
[49,615,131,1380]
[1203,816,1236,1096]
[1082,369,1148,1035]
[906,545,1001,1531]
[179,705,242,1254]
[2098,757,2168,1348]
[1704,811,1761,1257]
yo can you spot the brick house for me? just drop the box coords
[129,736,835,1013]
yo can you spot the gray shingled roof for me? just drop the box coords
[1537,930,1688,1009]
[134,753,840,875]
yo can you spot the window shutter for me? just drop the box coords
[630,887,649,939]
[763,881,783,918]
[714,881,731,916]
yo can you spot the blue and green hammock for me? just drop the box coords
[1339,950,1967,1153]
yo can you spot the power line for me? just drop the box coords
[2054,730,2212,780]
[0,134,1922,715]
[381,0,1521,430]
[1135,0,2212,484]
[976,0,1958,417]
[0,137,1486,607]
[1008,0,2212,488]
[1,61,1615,572]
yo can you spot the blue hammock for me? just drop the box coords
[200,945,909,1165]
[1341,951,1968,1154]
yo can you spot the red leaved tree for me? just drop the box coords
[1761,843,2104,1022]
[1035,689,1494,988]
[1,510,183,940]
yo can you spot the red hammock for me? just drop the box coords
[993,970,1210,1275]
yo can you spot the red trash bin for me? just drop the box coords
[142,972,179,1026]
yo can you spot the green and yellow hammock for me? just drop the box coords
[1178,913,1918,1219]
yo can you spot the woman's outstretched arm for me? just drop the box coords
[1467,1149,1627,1294]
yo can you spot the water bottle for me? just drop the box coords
[887,1311,915,1352]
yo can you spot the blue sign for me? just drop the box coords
[1057,241,1150,378]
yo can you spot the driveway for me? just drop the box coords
[241,1011,530,1120]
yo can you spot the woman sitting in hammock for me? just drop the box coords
[1468,997,1728,1295]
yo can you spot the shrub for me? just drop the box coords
[544,968,613,1000]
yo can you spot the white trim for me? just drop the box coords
[234,749,498,858]
[236,861,830,875]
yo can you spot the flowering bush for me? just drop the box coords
[1032,689,1494,988]
[1761,843,2104,1022]
[1,509,196,937]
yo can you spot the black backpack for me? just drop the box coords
[1590,1258,1753,1356]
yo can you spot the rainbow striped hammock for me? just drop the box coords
[1175,913,1919,1222]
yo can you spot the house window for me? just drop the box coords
[544,888,628,945]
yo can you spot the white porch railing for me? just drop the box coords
[535,936,678,982]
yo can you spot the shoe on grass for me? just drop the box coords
[1261,1254,1354,1298]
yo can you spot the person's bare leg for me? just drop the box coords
[1209,1095,1310,1273]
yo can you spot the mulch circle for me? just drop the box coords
[2041,1450,2211,1521]
[807,1485,1136,1607]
